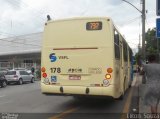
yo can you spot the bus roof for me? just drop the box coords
[46,17,113,24]
[45,17,132,50]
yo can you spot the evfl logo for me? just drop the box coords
[49,53,57,62]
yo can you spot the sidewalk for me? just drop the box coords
[138,74,160,113]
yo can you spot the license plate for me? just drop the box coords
[69,75,81,80]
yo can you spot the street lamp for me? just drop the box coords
[122,0,142,13]
[122,0,146,60]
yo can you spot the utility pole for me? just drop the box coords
[122,0,146,60]
[142,0,146,60]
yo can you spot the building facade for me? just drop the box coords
[0,32,42,70]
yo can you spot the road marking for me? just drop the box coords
[49,107,79,119]
[120,88,133,119]
[120,73,138,119]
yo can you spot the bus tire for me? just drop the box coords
[118,94,124,100]
[18,79,23,85]
[1,81,7,88]
[118,80,126,100]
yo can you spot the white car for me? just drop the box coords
[5,70,35,85]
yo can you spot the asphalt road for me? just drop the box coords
[0,75,139,119]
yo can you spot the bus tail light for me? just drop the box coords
[41,67,46,72]
[105,68,112,80]
[41,67,48,78]
[107,68,113,73]
[14,75,18,79]
[105,74,111,79]
[41,67,49,84]
[42,73,47,78]
[14,75,18,78]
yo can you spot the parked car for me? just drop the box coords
[0,74,7,88]
[0,69,9,75]
[5,70,35,85]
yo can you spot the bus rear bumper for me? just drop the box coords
[41,83,120,98]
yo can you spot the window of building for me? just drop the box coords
[24,60,33,63]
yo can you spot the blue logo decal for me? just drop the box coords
[51,76,57,82]
[49,53,57,62]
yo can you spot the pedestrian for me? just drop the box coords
[31,66,35,75]
[137,65,140,73]
[142,54,160,115]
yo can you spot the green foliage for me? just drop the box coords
[145,28,159,55]
[135,52,141,65]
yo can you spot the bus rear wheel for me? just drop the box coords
[118,80,126,100]
[118,93,124,100]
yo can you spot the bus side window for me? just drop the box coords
[129,48,133,62]
[123,40,128,62]
[114,30,120,59]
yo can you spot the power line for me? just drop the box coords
[0,31,42,47]
[1,0,46,38]
[0,31,16,36]
[0,29,43,40]
[4,0,45,27]
[119,16,141,27]
[0,38,41,47]
[12,0,46,22]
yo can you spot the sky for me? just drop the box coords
[0,0,157,53]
